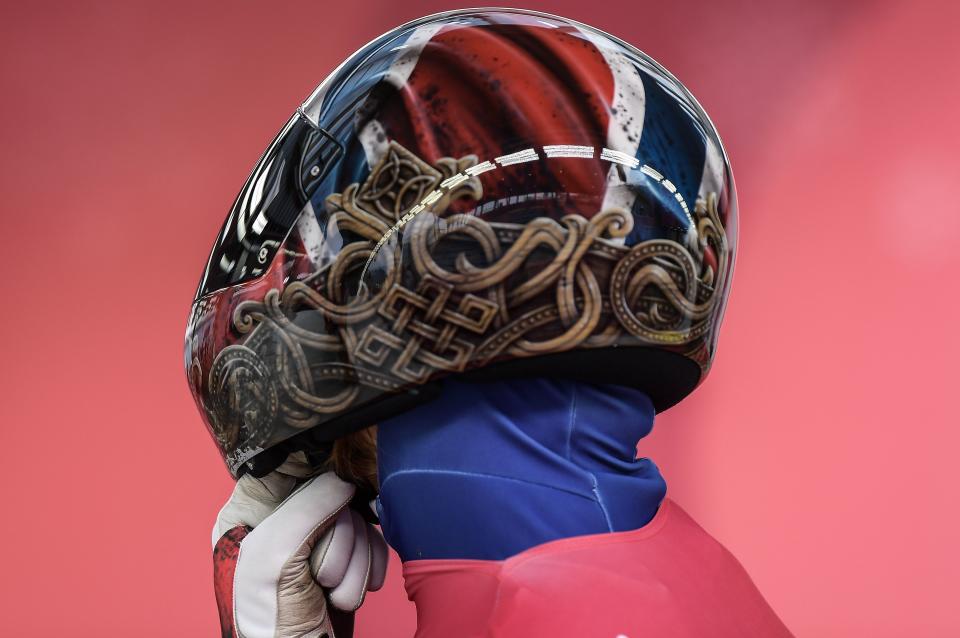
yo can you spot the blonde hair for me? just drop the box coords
[326,425,379,492]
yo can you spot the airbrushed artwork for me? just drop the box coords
[185,9,734,478]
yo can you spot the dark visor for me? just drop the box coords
[195,113,343,300]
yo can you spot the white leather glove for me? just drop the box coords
[212,454,388,638]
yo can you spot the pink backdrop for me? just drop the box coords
[2,1,958,635]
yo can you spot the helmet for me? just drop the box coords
[185,8,737,477]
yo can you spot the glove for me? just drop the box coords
[212,454,388,638]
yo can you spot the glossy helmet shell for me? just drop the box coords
[185,9,737,477]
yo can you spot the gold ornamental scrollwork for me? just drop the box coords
[208,141,729,442]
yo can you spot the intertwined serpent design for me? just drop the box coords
[208,142,728,450]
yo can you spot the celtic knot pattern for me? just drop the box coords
[207,142,729,449]
[325,141,482,238]
[357,144,441,220]
[356,276,499,383]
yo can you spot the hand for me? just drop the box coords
[212,454,388,638]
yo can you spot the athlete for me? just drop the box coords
[186,9,794,637]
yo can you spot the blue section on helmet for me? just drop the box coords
[626,70,708,245]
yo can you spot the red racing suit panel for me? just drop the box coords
[402,499,793,638]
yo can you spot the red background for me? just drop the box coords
[2,1,958,636]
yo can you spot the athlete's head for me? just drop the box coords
[185,9,737,479]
